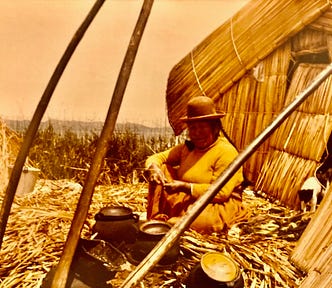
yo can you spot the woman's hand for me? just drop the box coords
[164,180,192,194]
[144,163,166,185]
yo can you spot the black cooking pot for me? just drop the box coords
[127,220,180,266]
[93,206,139,244]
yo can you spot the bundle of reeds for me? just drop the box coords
[217,43,291,182]
[299,270,332,288]
[0,120,24,193]
[291,28,328,55]
[327,33,332,62]
[255,150,318,208]
[309,6,332,33]
[0,120,22,165]
[0,120,37,196]
[255,63,332,208]
[166,0,330,135]
[270,112,332,160]
[291,185,332,274]
[284,64,332,114]
[0,121,8,191]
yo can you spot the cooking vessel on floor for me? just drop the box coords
[93,206,139,244]
[186,252,244,288]
[126,220,180,266]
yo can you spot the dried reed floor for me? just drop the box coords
[0,179,310,288]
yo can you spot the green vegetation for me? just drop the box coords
[27,122,177,185]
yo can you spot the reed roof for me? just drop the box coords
[166,0,331,135]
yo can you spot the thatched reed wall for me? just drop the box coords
[218,43,291,181]
[309,7,332,32]
[253,11,332,207]
[255,64,332,209]
[299,271,332,288]
[290,185,332,288]
[166,0,331,137]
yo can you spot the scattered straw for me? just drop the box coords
[0,180,309,287]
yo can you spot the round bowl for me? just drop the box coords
[139,220,171,237]
[201,252,239,282]
[186,253,244,288]
[126,220,179,266]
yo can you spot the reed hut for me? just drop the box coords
[166,0,332,209]
[166,0,332,286]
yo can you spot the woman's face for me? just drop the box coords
[187,120,215,150]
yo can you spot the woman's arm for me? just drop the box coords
[145,144,185,168]
[190,142,243,203]
[190,170,243,203]
[144,144,184,184]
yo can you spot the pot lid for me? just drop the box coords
[200,252,239,282]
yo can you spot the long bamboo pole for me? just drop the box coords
[120,63,332,288]
[0,0,105,250]
[50,1,154,287]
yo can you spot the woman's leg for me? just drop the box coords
[147,182,166,219]
[147,165,192,220]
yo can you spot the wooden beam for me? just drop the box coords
[50,1,154,287]
[0,0,105,250]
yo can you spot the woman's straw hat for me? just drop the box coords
[180,96,225,122]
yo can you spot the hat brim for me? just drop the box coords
[180,113,225,122]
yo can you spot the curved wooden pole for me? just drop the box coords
[50,1,154,287]
[0,0,105,249]
[120,64,332,288]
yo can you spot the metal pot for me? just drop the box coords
[127,220,180,266]
[93,206,139,244]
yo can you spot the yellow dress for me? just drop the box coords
[145,136,249,234]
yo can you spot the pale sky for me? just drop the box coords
[0,0,248,127]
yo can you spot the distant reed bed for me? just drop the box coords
[21,122,177,185]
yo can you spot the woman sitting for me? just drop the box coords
[144,96,249,234]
